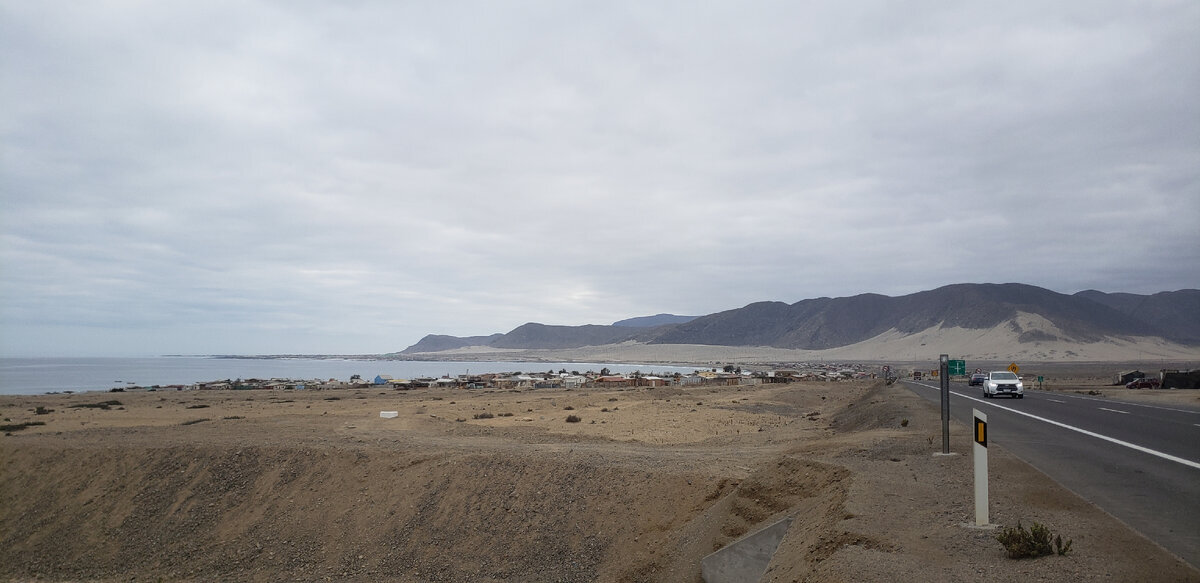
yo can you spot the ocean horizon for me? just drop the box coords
[0,357,699,396]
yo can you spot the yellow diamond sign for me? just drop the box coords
[1008,363,1020,374]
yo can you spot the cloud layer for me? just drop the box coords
[3,1,1198,356]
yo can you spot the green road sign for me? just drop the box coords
[948,359,966,376]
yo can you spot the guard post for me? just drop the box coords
[973,409,988,526]
[940,354,950,454]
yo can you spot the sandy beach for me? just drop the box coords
[2,374,1197,582]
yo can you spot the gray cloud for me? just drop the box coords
[2,1,1198,356]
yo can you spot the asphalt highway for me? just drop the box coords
[902,379,1200,569]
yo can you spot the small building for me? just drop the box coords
[374,375,393,385]
[595,375,632,387]
[1114,370,1145,386]
[1161,370,1200,390]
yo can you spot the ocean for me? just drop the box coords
[0,357,699,396]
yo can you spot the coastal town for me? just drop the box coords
[114,362,882,392]
[99,364,1200,394]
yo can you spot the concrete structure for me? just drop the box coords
[700,517,792,583]
[1161,369,1200,389]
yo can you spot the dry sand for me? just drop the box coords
[2,378,1198,582]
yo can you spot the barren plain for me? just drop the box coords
[2,374,1198,582]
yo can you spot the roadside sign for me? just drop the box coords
[948,359,966,376]
[975,368,982,374]
[1008,363,1020,374]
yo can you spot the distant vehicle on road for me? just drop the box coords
[1125,378,1160,389]
[982,371,1024,398]
[968,373,987,386]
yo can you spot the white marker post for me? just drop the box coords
[973,408,988,526]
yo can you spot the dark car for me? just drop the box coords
[968,373,987,386]
[1125,378,1160,389]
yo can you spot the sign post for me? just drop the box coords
[940,354,950,454]
[973,409,989,526]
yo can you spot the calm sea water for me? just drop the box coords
[0,357,699,396]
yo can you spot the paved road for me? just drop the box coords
[902,380,1200,569]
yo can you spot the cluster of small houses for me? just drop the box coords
[173,364,878,392]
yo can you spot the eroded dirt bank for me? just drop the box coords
[2,382,1196,582]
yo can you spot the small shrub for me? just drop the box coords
[186,404,210,409]
[608,398,618,402]
[564,406,575,410]
[473,412,495,419]
[323,397,340,401]
[70,400,123,410]
[35,406,53,415]
[222,416,244,420]
[601,408,609,412]
[565,415,582,423]
[0,421,45,432]
[900,418,909,427]
[996,521,1072,558]
[180,418,209,426]
[499,412,514,417]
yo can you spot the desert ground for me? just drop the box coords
[2,372,1198,582]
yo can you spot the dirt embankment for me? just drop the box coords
[1,382,1196,582]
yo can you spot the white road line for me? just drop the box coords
[1099,407,1130,415]
[906,381,1200,471]
[1047,399,1065,403]
[1041,392,1200,415]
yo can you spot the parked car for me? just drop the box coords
[968,373,987,386]
[982,371,1024,398]
[1125,378,1160,389]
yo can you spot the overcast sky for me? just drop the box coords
[2,1,1198,357]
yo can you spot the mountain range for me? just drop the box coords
[399,283,1200,355]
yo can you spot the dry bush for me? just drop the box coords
[996,521,1072,558]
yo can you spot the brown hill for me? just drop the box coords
[400,283,1199,355]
